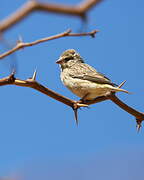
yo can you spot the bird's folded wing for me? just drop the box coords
[71,74,116,86]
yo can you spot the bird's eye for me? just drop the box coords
[64,57,73,61]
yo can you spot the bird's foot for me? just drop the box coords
[105,91,115,97]
[78,93,90,104]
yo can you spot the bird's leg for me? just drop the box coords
[79,93,90,104]
[105,91,115,97]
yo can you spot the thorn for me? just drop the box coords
[72,101,88,126]
[90,30,99,38]
[11,68,16,75]
[67,29,72,33]
[81,12,87,22]
[76,103,88,107]
[73,108,78,126]
[9,69,16,79]
[136,124,141,133]
[32,69,37,80]
[17,35,23,44]
[118,80,126,88]
[73,102,80,126]
[8,70,16,83]
[64,29,71,35]
[136,119,142,132]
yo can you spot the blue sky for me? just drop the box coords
[0,0,144,179]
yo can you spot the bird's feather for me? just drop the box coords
[71,74,116,86]
[68,63,117,86]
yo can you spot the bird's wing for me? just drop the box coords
[71,74,116,86]
[69,63,117,86]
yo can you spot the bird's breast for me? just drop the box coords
[60,71,115,100]
[60,72,90,98]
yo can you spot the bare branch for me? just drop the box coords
[0,72,80,108]
[0,0,103,33]
[0,29,98,59]
[109,94,144,121]
[109,94,144,130]
[84,93,144,130]
[0,72,144,129]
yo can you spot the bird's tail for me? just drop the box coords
[112,87,130,94]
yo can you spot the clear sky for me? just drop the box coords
[0,0,144,179]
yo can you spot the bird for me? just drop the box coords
[56,49,129,101]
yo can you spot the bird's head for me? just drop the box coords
[56,49,84,70]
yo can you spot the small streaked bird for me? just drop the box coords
[56,49,129,101]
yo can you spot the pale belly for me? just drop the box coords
[61,75,112,100]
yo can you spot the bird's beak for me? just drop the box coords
[56,58,63,64]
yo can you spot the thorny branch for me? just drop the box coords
[0,72,144,131]
[0,0,102,33]
[0,29,98,59]
[0,0,143,131]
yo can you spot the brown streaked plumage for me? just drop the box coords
[56,49,129,100]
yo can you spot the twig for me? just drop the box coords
[0,72,144,129]
[0,29,98,59]
[0,0,103,32]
